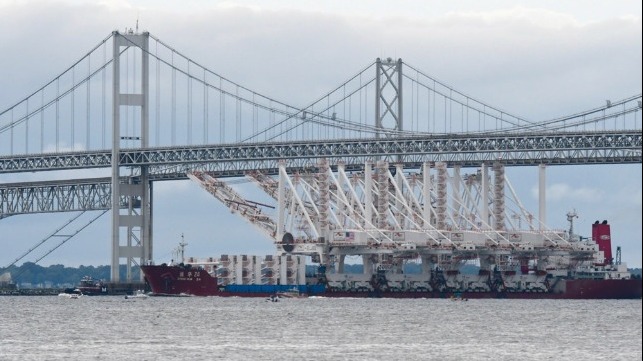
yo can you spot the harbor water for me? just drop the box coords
[0,296,640,360]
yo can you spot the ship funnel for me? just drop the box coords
[592,221,613,265]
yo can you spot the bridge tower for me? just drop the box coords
[110,30,152,283]
[375,57,403,137]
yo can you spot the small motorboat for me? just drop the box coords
[276,287,307,299]
[58,289,83,299]
[124,290,149,300]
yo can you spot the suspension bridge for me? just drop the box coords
[1,30,641,283]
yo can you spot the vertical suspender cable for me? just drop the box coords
[269,100,274,142]
[443,95,446,134]
[56,78,60,152]
[466,98,469,133]
[87,53,91,150]
[326,95,330,139]
[40,90,44,153]
[364,86,367,137]
[236,86,240,142]
[218,77,222,143]
[602,109,605,131]
[172,51,176,145]
[71,67,75,150]
[428,80,432,133]
[432,80,436,134]
[348,90,352,138]
[25,99,29,153]
[410,74,414,132]
[188,60,192,145]
[623,102,626,130]
[359,73,362,138]
[479,105,483,132]
[308,104,312,140]
[220,77,224,143]
[581,114,584,132]
[252,93,259,141]
[10,109,13,154]
[461,104,464,133]
[343,85,346,139]
[449,89,452,133]
[416,73,419,133]
[155,40,160,146]
[204,67,208,144]
[102,42,106,149]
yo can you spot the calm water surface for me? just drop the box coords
[0,296,640,360]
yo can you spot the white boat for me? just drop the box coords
[124,290,149,300]
[58,289,83,299]
[276,287,307,299]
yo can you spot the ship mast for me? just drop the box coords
[566,209,578,241]
[175,234,187,264]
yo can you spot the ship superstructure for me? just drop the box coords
[182,254,307,288]
[178,160,636,296]
[166,233,308,292]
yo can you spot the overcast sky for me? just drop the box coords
[0,0,641,269]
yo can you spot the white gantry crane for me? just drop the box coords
[188,160,600,293]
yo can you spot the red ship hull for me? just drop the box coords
[140,265,219,296]
[141,265,642,299]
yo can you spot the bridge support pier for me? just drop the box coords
[111,31,152,283]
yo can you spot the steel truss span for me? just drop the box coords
[0,131,640,174]
[2,130,640,217]
[0,178,133,217]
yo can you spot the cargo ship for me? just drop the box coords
[141,222,641,299]
[142,162,642,299]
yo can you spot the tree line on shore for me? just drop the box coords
[1,262,140,288]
